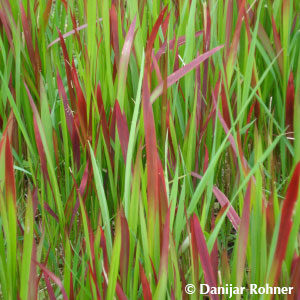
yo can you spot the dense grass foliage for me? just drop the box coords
[0,0,300,299]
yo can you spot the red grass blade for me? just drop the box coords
[159,207,170,277]
[87,262,102,300]
[48,18,103,48]
[60,0,68,10]
[36,262,68,300]
[289,256,300,299]
[158,156,168,221]
[110,105,117,143]
[115,282,128,300]
[150,45,224,103]
[20,3,37,75]
[139,263,153,300]
[190,214,219,300]
[29,239,38,300]
[115,101,129,163]
[269,162,300,285]
[171,289,175,300]
[117,16,136,110]
[150,258,158,284]
[0,7,14,50]
[285,72,295,139]
[42,0,53,29]
[99,227,109,272]
[143,7,168,255]
[44,271,57,300]
[143,68,159,254]
[24,83,50,182]
[203,144,209,173]
[71,60,88,141]
[151,51,163,84]
[70,162,90,228]
[145,6,168,61]
[161,11,170,38]
[44,202,59,222]
[191,172,240,230]
[225,0,233,55]
[24,83,63,221]
[220,83,231,128]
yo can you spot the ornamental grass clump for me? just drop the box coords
[0,0,299,299]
